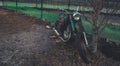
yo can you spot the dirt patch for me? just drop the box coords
[0,8,35,35]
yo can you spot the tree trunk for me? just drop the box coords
[90,14,98,53]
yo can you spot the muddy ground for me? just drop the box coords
[0,8,120,66]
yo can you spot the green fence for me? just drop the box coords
[3,0,88,9]
[2,0,93,22]
[3,0,120,22]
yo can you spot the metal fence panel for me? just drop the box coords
[2,0,120,21]
[17,0,36,8]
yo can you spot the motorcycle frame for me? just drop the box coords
[64,12,89,47]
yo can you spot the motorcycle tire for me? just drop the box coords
[61,25,75,44]
[75,22,91,64]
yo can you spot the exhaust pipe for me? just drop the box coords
[53,28,65,42]
[53,28,60,36]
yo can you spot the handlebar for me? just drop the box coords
[60,9,73,15]
[58,6,81,15]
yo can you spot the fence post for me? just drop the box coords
[41,0,43,18]
[2,0,6,7]
[2,0,4,7]
[68,0,70,10]
[16,0,18,11]
[36,0,38,8]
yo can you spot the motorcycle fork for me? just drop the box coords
[70,16,75,32]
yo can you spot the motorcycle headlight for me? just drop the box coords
[73,12,81,21]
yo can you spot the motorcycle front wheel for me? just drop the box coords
[75,22,91,64]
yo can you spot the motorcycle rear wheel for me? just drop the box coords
[62,25,75,43]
